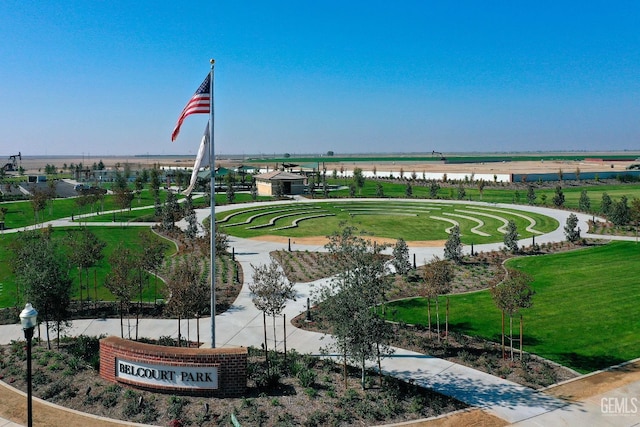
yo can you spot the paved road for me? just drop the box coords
[2,197,639,426]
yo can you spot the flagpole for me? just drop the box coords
[209,59,216,348]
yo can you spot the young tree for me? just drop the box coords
[457,184,466,200]
[174,169,186,191]
[375,182,384,197]
[123,162,132,181]
[348,183,356,197]
[322,172,329,198]
[137,231,167,305]
[491,269,534,359]
[46,178,57,216]
[526,184,536,205]
[140,168,149,184]
[578,190,591,212]
[503,220,519,253]
[477,180,486,200]
[250,181,258,201]
[564,213,581,243]
[134,174,144,204]
[392,238,411,275]
[65,228,106,307]
[308,174,316,198]
[315,225,393,389]
[422,256,454,341]
[405,182,413,197]
[249,260,296,364]
[163,254,209,346]
[552,185,565,207]
[610,195,631,226]
[429,180,440,199]
[105,244,139,339]
[631,198,640,236]
[225,172,236,203]
[29,187,48,225]
[352,167,365,195]
[444,225,462,264]
[183,194,199,239]
[113,172,134,218]
[13,230,73,349]
[600,192,612,216]
[161,190,181,230]
[150,167,162,216]
[0,206,7,229]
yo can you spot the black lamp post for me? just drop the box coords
[20,303,38,427]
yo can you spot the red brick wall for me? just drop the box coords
[99,336,247,397]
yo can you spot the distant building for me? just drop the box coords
[253,171,306,196]
[27,175,47,183]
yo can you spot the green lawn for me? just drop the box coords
[327,179,640,212]
[0,189,175,229]
[217,201,558,244]
[0,226,176,308]
[1,191,272,227]
[385,242,640,373]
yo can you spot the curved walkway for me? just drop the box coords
[1,197,638,426]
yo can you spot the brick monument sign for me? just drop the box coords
[100,336,247,397]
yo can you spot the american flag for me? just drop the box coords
[171,73,211,141]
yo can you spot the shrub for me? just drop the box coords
[497,365,512,378]
[167,395,188,420]
[65,335,102,370]
[409,395,425,414]
[10,340,26,360]
[31,369,50,386]
[121,392,159,423]
[304,387,318,398]
[304,410,329,427]
[297,367,316,388]
[252,368,281,389]
[41,379,73,400]
[101,384,121,408]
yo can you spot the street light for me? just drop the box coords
[20,303,38,427]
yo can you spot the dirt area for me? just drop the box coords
[14,154,638,177]
[0,340,467,427]
[0,380,127,427]
[545,359,640,402]
[319,158,636,175]
[415,409,507,427]
[253,234,447,248]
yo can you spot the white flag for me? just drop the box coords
[182,121,210,196]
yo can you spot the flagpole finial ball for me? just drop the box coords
[210,59,215,64]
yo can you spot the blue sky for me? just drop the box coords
[1,1,639,157]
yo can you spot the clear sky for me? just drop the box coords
[1,1,639,157]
